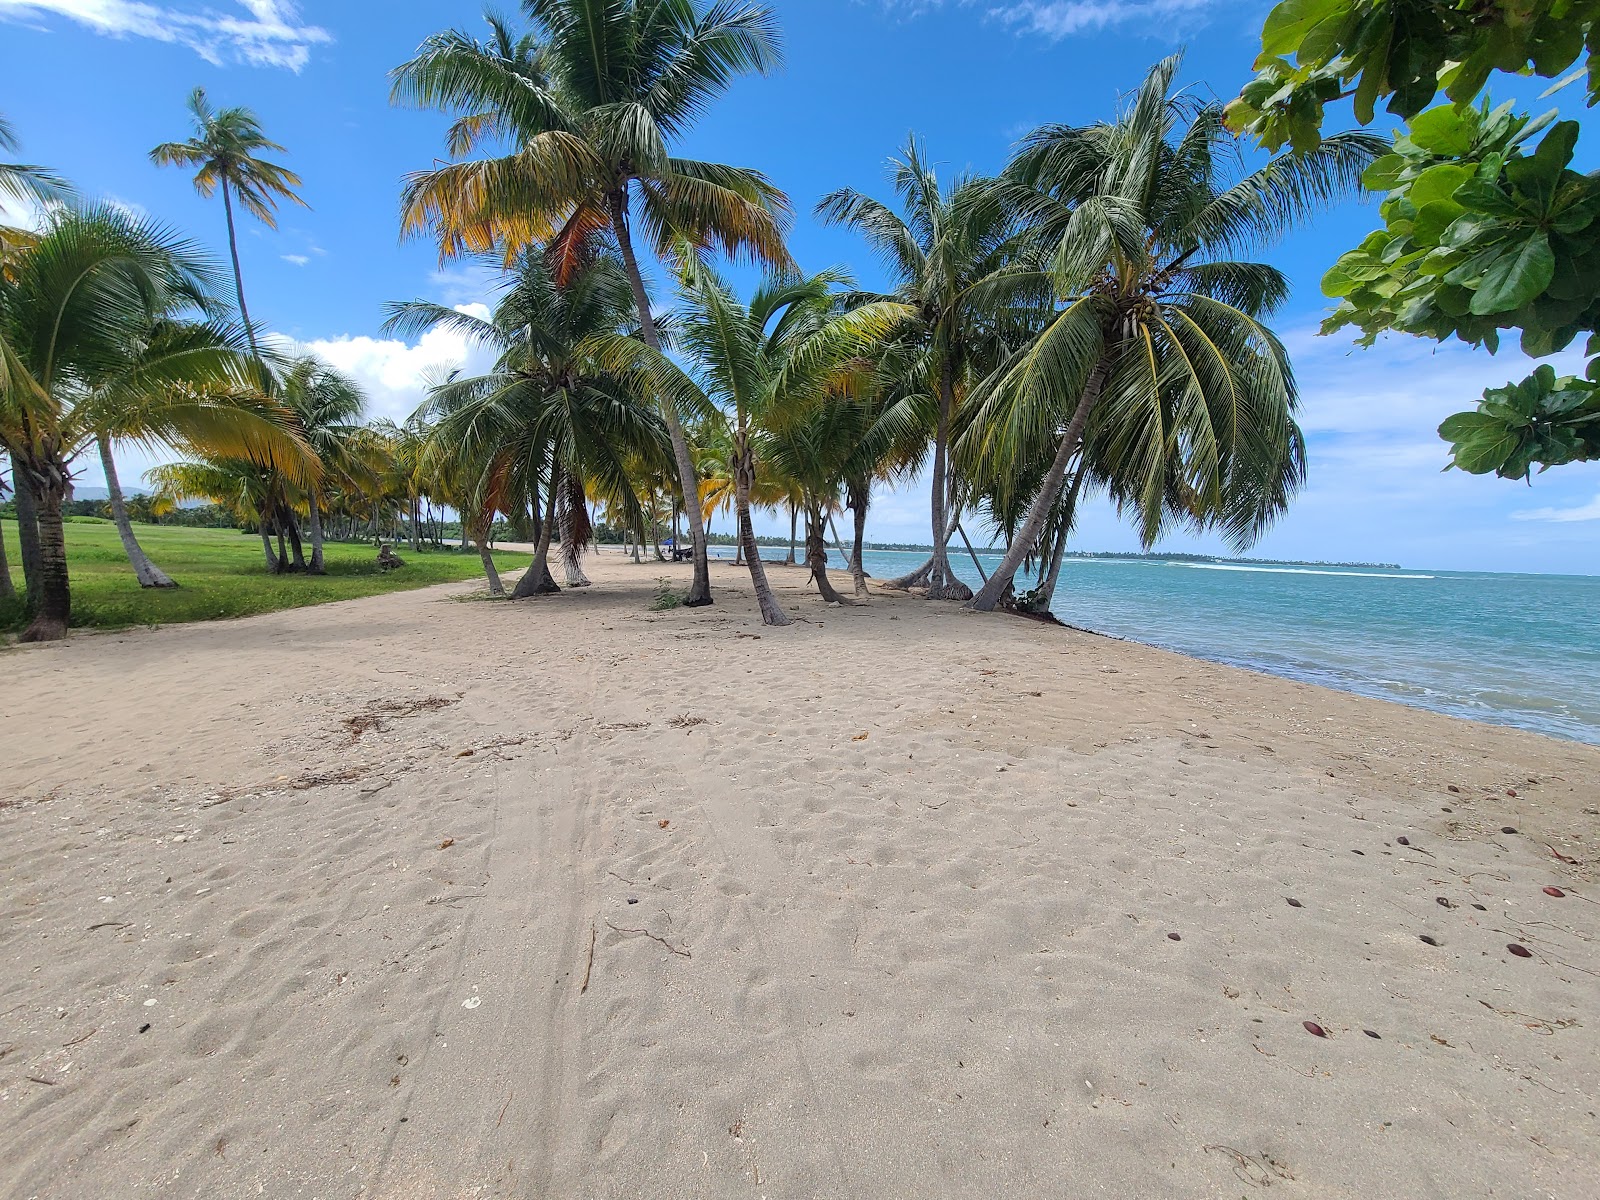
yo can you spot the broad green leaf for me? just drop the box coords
[1361,154,1408,191]
[1453,180,1525,219]
[1260,0,1353,58]
[1408,164,1472,209]
[1471,233,1555,315]
[1413,200,1465,244]
[1409,105,1479,156]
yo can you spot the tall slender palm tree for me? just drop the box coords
[0,205,309,639]
[817,138,1041,600]
[601,265,908,625]
[391,0,791,608]
[389,247,669,599]
[150,88,307,354]
[963,57,1381,611]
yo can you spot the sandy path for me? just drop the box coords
[3,553,1598,1198]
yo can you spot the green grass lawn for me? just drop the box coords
[0,519,528,634]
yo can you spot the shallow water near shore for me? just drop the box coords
[838,548,1600,745]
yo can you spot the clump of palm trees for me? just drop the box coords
[4,100,385,640]
[8,1,1383,645]
[388,5,1376,630]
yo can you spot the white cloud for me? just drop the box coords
[1513,493,1600,523]
[281,253,309,267]
[0,0,330,70]
[864,0,1219,40]
[991,0,1217,39]
[296,304,496,427]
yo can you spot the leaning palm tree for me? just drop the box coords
[391,0,791,608]
[389,247,670,599]
[150,88,307,354]
[599,265,908,626]
[817,138,1041,600]
[0,205,309,638]
[962,56,1381,611]
[81,316,280,588]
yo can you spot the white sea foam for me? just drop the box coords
[1175,563,1435,580]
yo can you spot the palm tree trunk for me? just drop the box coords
[734,441,791,626]
[10,459,44,605]
[409,497,421,552]
[18,457,70,642]
[259,523,280,572]
[512,482,561,598]
[221,180,259,357]
[924,369,972,601]
[806,504,846,604]
[282,505,306,571]
[827,513,857,582]
[1033,464,1088,613]
[970,357,1110,612]
[885,555,934,589]
[471,516,504,596]
[849,484,869,597]
[98,434,177,588]
[0,505,14,601]
[786,500,797,565]
[307,493,326,574]
[954,522,990,583]
[609,196,712,607]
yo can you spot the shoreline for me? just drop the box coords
[4,556,1597,1198]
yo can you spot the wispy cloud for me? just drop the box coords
[992,0,1218,39]
[1513,493,1600,523]
[0,1,330,70]
[281,253,309,267]
[865,0,1219,40]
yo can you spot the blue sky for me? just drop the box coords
[3,0,1597,574]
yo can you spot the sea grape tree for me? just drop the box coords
[1228,0,1600,480]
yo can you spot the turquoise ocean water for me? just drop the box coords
[837,548,1600,745]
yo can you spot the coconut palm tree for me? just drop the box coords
[391,0,791,608]
[82,316,274,588]
[0,205,309,638]
[600,265,908,625]
[962,56,1381,612]
[150,88,307,354]
[817,138,1042,600]
[389,247,669,599]
[272,354,366,573]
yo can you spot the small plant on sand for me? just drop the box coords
[650,578,683,611]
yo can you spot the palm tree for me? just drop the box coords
[82,316,275,588]
[962,57,1381,612]
[388,247,669,599]
[272,354,366,573]
[150,88,307,354]
[817,138,1040,600]
[0,205,308,639]
[391,0,791,608]
[604,265,907,625]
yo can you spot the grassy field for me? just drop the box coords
[1,519,527,635]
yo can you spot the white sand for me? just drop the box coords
[3,552,1598,1198]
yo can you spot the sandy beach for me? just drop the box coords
[3,552,1598,1199]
